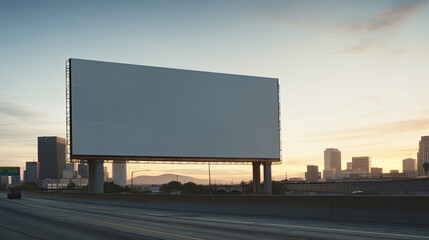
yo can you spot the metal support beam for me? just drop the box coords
[263,162,272,195]
[252,162,261,195]
[88,159,104,193]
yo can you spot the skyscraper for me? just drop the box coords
[38,136,66,179]
[112,161,127,186]
[352,156,371,173]
[324,148,341,179]
[417,136,429,176]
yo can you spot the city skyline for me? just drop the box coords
[1,1,429,180]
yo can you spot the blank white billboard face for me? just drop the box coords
[69,59,280,160]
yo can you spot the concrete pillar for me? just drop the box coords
[88,161,95,193]
[252,162,261,195]
[88,160,104,193]
[263,162,272,195]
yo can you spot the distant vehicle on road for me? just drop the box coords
[7,187,21,199]
[351,190,365,195]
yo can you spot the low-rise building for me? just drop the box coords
[305,165,320,182]
[63,163,76,179]
[371,167,382,178]
[41,178,88,189]
[323,169,336,180]
[346,162,352,171]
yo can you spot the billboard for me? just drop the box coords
[68,59,280,162]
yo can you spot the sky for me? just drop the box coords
[1,0,428,182]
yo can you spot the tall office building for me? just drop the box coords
[305,165,320,182]
[324,148,341,179]
[112,161,127,186]
[26,162,41,184]
[417,136,429,176]
[403,158,417,173]
[78,163,88,179]
[402,158,417,178]
[38,136,66,179]
[352,156,371,173]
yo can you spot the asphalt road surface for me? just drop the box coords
[0,192,428,240]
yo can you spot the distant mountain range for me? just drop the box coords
[128,174,230,185]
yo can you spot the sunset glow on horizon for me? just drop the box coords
[1,0,428,181]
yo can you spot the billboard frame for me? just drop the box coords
[66,60,71,163]
[66,59,281,163]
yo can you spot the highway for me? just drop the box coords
[0,193,428,240]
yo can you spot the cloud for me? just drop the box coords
[245,1,426,55]
[339,39,382,54]
[0,101,39,145]
[364,96,387,107]
[0,101,50,142]
[391,48,411,54]
[0,100,35,118]
[310,117,429,142]
[337,1,427,54]
[252,1,426,34]
[0,100,63,164]
[341,0,427,32]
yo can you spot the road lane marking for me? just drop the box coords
[28,207,204,240]
[65,215,204,240]
[257,233,304,240]
[190,217,429,239]
[167,222,196,228]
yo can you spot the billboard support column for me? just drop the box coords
[88,160,104,193]
[252,162,261,194]
[263,162,272,195]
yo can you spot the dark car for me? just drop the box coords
[7,187,21,199]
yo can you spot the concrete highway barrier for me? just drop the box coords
[30,192,429,225]
[329,196,387,222]
[248,196,332,219]
[384,196,429,225]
